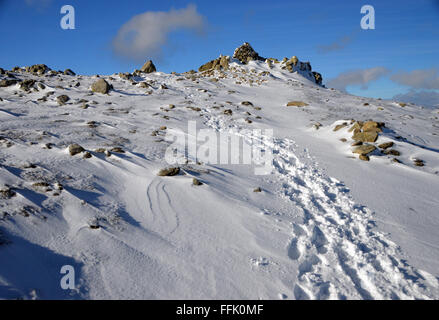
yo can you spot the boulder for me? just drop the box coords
[352,131,378,143]
[192,178,203,186]
[68,144,85,156]
[378,142,394,149]
[57,95,70,105]
[353,144,376,155]
[91,79,111,94]
[140,60,156,73]
[157,167,180,176]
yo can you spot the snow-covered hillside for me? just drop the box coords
[1,44,439,300]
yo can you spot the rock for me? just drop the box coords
[140,60,156,73]
[253,187,262,193]
[224,109,233,116]
[383,149,400,156]
[333,123,347,132]
[139,82,150,88]
[378,142,394,149]
[241,101,253,106]
[340,138,347,142]
[233,42,264,64]
[68,144,85,156]
[64,69,76,76]
[159,126,167,130]
[20,79,36,91]
[353,144,376,155]
[118,72,132,80]
[348,121,363,132]
[286,101,309,107]
[351,141,363,146]
[157,167,180,177]
[83,152,92,159]
[359,155,370,161]
[287,56,298,66]
[0,79,18,87]
[91,79,111,94]
[312,72,323,85]
[192,178,203,186]
[413,159,424,167]
[95,148,106,153]
[110,147,125,153]
[352,131,378,143]
[57,95,70,105]
[392,158,401,163]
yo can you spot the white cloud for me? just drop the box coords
[393,89,439,108]
[390,68,439,90]
[326,67,390,91]
[317,34,355,54]
[112,4,206,62]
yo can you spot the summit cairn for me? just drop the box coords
[233,42,265,64]
[140,60,156,73]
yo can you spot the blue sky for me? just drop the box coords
[0,0,438,105]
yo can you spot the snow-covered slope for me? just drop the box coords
[1,54,439,300]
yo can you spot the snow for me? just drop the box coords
[0,57,438,300]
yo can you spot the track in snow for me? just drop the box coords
[203,107,439,300]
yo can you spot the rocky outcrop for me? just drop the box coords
[233,42,265,64]
[199,56,230,72]
[26,64,50,75]
[140,60,156,73]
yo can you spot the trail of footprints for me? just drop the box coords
[270,138,439,300]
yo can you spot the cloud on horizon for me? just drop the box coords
[112,4,207,62]
[390,68,439,90]
[393,89,439,108]
[326,67,390,91]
